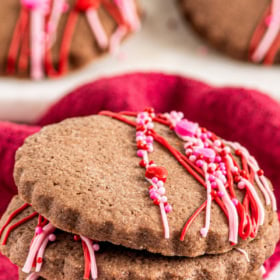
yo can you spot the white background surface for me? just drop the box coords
[0,0,279,278]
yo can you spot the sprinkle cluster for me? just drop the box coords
[164,110,276,243]
[136,108,172,238]
[136,108,172,214]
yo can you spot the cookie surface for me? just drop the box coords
[14,115,276,257]
[178,0,280,63]
[0,0,139,79]
[2,197,278,280]
[18,270,263,280]
[242,269,263,280]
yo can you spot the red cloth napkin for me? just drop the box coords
[1,72,279,279]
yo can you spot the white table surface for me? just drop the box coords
[0,0,279,278]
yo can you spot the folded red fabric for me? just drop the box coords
[1,73,279,279]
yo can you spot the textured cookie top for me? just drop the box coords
[15,114,275,257]
[1,196,278,280]
[179,0,280,64]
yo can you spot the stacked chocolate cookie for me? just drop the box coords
[0,109,279,280]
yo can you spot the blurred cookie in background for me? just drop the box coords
[178,0,280,64]
[0,0,141,80]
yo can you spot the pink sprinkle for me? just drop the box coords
[161,196,168,203]
[138,119,145,125]
[219,166,226,172]
[232,198,239,206]
[158,187,166,195]
[196,159,204,167]
[157,180,164,188]
[214,140,221,147]
[48,234,56,242]
[139,112,146,119]
[136,136,144,141]
[93,244,100,251]
[206,132,212,138]
[200,133,207,141]
[147,123,154,129]
[165,204,172,213]
[136,131,144,137]
[152,177,158,184]
[209,175,215,182]
[215,156,222,163]
[238,181,246,189]
[218,191,224,198]
[137,150,145,157]
[178,112,184,119]
[150,191,158,200]
[185,148,193,156]
[146,136,154,143]
[194,148,215,161]
[208,163,216,171]
[189,155,196,162]
[223,147,231,154]
[175,119,198,138]
[35,226,43,235]
[231,166,238,173]
[211,182,218,189]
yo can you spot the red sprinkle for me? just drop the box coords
[139,159,147,167]
[74,235,80,241]
[153,199,160,205]
[145,166,168,182]
[257,169,264,176]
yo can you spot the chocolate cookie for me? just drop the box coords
[14,111,277,257]
[178,0,280,64]
[1,196,278,280]
[0,0,140,79]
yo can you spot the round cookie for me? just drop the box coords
[14,113,277,257]
[178,0,280,64]
[1,196,278,280]
[0,0,140,79]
